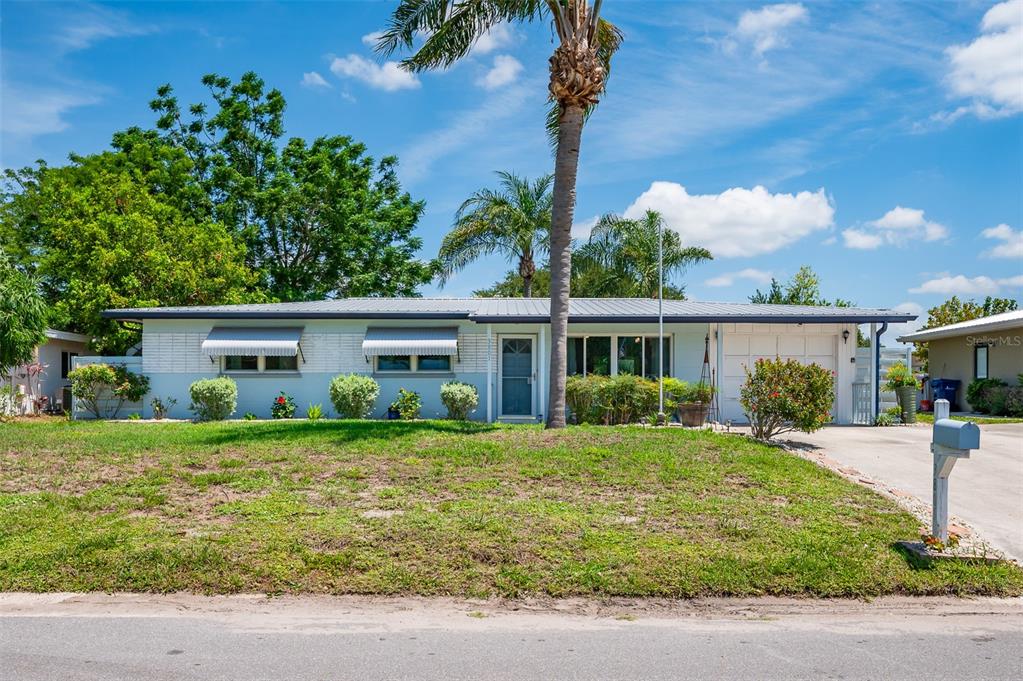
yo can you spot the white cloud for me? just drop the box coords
[704,268,774,288]
[731,3,809,57]
[55,4,156,52]
[476,55,523,90]
[622,182,833,258]
[361,30,386,48]
[982,223,1023,259]
[840,229,884,250]
[842,206,948,249]
[0,84,99,136]
[400,84,531,182]
[300,71,331,89]
[471,24,515,56]
[330,55,420,91]
[943,0,1023,118]
[885,301,926,346]
[572,215,599,240]
[907,273,1022,296]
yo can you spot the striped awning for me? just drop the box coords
[362,327,459,357]
[202,327,303,357]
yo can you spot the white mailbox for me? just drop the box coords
[930,400,979,541]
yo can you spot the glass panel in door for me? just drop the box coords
[501,338,533,416]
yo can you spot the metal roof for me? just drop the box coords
[103,297,916,324]
[898,309,1023,343]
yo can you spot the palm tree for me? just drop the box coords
[438,172,552,298]
[378,2,623,428]
[574,210,712,298]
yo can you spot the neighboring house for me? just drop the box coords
[899,310,1023,411]
[101,298,914,423]
[9,329,91,412]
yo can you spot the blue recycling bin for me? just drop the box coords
[930,379,961,410]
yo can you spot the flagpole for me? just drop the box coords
[657,214,665,426]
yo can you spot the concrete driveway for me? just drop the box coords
[788,423,1023,561]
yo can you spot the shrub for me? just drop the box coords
[188,377,238,421]
[440,381,478,420]
[68,363,149,419]
[966,378,1007,414]
[271,391,296,419]
[391,388,421,420]
[329,374,380,418]
[595,374,659,425]
[740,357,835,441]
[306,403,324,420]
[0,385,21,420]
[874,412,895,427]
[150,396,177,420]
[884,362,920,392]
[1003,387,1023,417]
[565,374,608,424]
[243,412,257,421]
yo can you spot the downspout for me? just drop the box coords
[874,322,888,418]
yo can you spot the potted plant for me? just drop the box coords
[665,379,715,427]
[389,388,421,420]
[884,362,921,424]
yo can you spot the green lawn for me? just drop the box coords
[1,419,1020,598]
[915,413,1023,425]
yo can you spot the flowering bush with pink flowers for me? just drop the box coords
[739,357,835,441]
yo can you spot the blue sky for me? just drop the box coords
[2,1,1021,336]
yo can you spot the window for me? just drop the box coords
[586,337,612,375]
[224,355,258,372]
[643,337,671,379]
[374,355,452,373]
[617,337,643,375]
[565,335,668,377]
[975,345,989,379]
[417,355,451,372]
[566,337,611,376]
[222,355,299,373]
[377,355,412,372]
[61,351,79,379]
[264,355,298,372]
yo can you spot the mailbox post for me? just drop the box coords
[930,399,980,541]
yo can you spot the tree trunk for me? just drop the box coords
[546,104,585,429]
[519,254,536,298]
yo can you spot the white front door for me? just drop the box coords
[498,336,536,418]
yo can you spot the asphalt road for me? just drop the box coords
[3,594,1022,680]
[790,423,1023,560]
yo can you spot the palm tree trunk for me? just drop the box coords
[546,104,585,429]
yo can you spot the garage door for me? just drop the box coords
[720,331,837,423]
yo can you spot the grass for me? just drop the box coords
[915,413,1023,425]
[1,418,1021,598]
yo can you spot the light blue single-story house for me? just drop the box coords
[101,298,915,423]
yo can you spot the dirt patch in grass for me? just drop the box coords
[1,419,1021,598]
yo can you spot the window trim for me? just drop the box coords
[373,354,453,374]
[221,354,300,375]
[567,334,671,378]
[974,344,989,380]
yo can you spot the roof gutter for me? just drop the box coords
[874,321,889,419]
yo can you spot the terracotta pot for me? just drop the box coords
[677,402,707,427]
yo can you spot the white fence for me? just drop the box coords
[851,346,913,423]
[71,356,144,419]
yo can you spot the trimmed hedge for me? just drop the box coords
[188,377,238,421]
[440,381,478,420]
[329,374,379,419]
